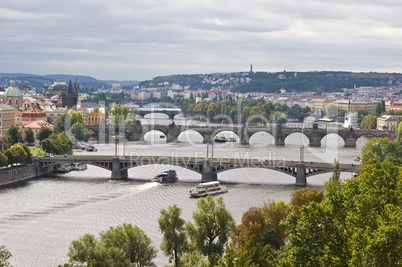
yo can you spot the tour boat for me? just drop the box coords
[189,181,228,197]
[214,136,227,143]
[226,137,236,142]
[152,170,179,183]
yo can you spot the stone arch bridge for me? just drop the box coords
[86,124,387,147]
[38,155,359,186]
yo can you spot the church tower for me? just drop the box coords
[62,77,79,109]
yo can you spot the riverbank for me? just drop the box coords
[0,162,53,188]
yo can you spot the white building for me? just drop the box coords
[344,112,359,129]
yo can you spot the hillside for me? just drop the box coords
[0,73,140,91]
[140,71,402,93]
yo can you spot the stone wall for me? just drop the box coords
[0,163,53,188]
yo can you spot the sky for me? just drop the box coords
[1,0,402,81]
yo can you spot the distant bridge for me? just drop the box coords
[86,124,388,147]
[38,155,359,186]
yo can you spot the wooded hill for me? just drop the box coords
[140,71,402,93]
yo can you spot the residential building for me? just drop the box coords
[377,115,402,131]
[0,104,16,137]
[344,112,359,128]
[16,107,47,125]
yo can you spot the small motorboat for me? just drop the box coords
[152,170,179,183]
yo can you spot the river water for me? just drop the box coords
[0,115,369,266]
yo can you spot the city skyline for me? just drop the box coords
[2,0,402,81]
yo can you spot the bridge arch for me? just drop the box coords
[212,130,240,143]
[143,130,167,143]
[249,131,275,145]
[178,130,204,143]
[321,133,345,147]
[284,132,310,146]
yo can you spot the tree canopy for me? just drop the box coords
[68,223,157,267]
[158,204,188,266]
[185,196,235,257]
[281,160,402,266]
[0,245,12,267]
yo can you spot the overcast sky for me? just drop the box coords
[1,0,402,81]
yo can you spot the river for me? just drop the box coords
[0,115,369,266]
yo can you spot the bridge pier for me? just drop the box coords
[274,135,285,145]
[201,160,217,183]
[295,164,306,186]
[309,135,322,147]
[111,157,128,180]
[344,138,357,147]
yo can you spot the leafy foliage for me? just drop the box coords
[360,114,378,129]
[289,188,324,215]
[158,204,188,266]
[68,223,157,267]
[281,160,402,266]
[24,127,35,145]
[0,245,12,267]
[185,196,235,257]
[36,127,53,143]
[41,132,73,154]
[6,125,23,145]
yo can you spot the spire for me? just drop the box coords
[74,75,79,95]
[67,80,74,95]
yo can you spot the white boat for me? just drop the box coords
[189,181,228,197]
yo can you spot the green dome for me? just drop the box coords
[4,81,22,97]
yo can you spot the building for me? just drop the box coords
[47,81,68,95]
[344,112,359,129]
[86,107,106,125]
[3,81,23,107]
[42,106,67,125]
[377,115,402,131]
[62,79,80,109]
[16,107,47,125]
[0,104,16,137]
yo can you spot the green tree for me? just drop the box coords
[24,127,35,145]
[282,160,402,266]
[269,111,288,125]
[70,122,90,141]
[357,109,369,126]
[325,104,339,118]
[41,132,73,154]
[68,223,157,267]
[361,137,389,164]
[261,200,291,248]
[360,114,378,129]
[20,143,33,164]
[54,110,84,133]
[0,245,12,267]
[396,121,402,143]
[0,152,8,167]
[6,125,23,145]
[373,102,383,116]
[329,159,341,183]
[36,127,53,143]
[158,204,188,266]
[9,143,28,165]
[111,103,138,124]
[186,196,235,257]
